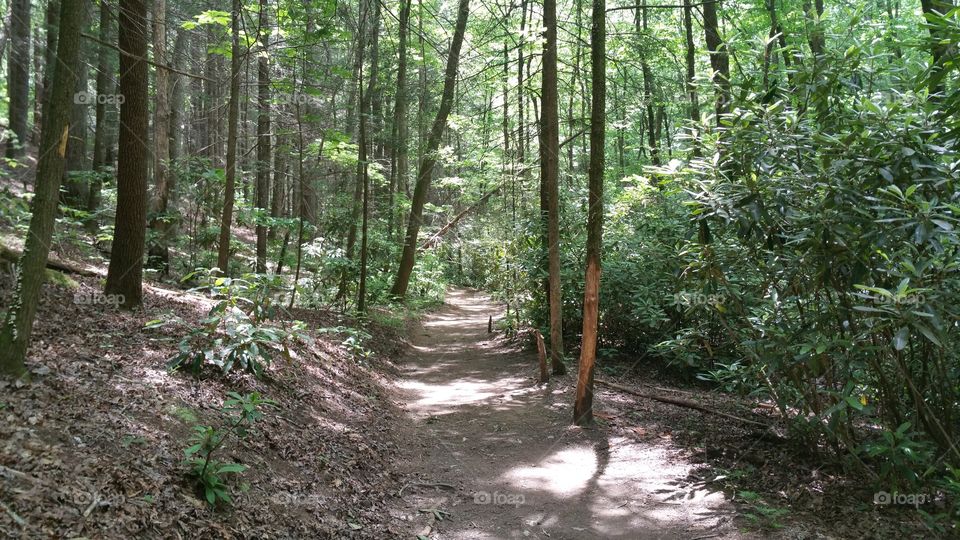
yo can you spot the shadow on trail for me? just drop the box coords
[395,288,745,539]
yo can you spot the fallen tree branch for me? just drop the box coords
[418,182,505,251]
[595,378,772,428]
[1,245,99,277]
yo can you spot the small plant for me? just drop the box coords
[317,326,373,360]
[183,392,276,506]
[862,422,936,490]
[737,491,789,530]
[147,269,309,376]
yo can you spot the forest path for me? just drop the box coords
[392,288,748,539]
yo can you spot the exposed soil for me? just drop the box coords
[392,288,750,539]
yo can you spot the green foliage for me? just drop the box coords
[182,392,276,506]
[316,325,373,360]
[147,269,309,377]
[863,422,937,490]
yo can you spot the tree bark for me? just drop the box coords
[639,4,659,165]
[148,0,172,273]
[255,0,271,273]
[356,1,374,311]
[573,0,606,427]
[702,0,729,123]
[683,0,700,151]
[216,0,243,274]
[105,0,149,308]
[87,0,115,229]
[61,55,89,206]
[388,0,412,241]
[390,0,471,298]
[541,0,566,375]
[5,0,30,158]
[0,0,86,376]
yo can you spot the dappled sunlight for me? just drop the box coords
[399,378,498,411]
[503,446,597,497]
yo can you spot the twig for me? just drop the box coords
[0,501,26,527]
[398,481,456,497]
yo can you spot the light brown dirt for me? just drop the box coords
[392,288,749,539]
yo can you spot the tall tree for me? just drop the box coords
[638,3,660,165]
[683,0,700,150]
[255,0,271,273]
[573,0,606,426]
[149,0,173,272]
[216,0,243,273]
[88,0,116,229]
[390,0,471,298]
[803,0,825,58]
[388,0,412,241]
[540,0,565,375]
[105,0,149,308]
[357,0,379,312]
[5,0,30,158]
[0,0,86,376]
[703,0,730,123]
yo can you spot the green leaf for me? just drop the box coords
[216,463,248,474]
[845,395,864,411]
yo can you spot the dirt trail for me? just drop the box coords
[393,288,747,539]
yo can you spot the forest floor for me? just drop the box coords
[389,288,934,539]
[0,226,937,538]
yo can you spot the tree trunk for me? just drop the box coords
[639,3,660,165]
[5,0,30,158]
[357,62,370,312]
[0,0,85,376]
[388,0,412,241]
[337,0,377,303]
[682,0,700,151]
[541,0,565,375]
[61,56,89,206]
[573,0,606,426]
[355,1,373,311]
[803,0,825,58]
[105,0,149,308]
[216,0,243,274]
[703,0,730,123]
[32,0,58,149]
[390,0,470,298]
[148,0,172,273]
[255,0,271,273]
[87,0,115,229]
